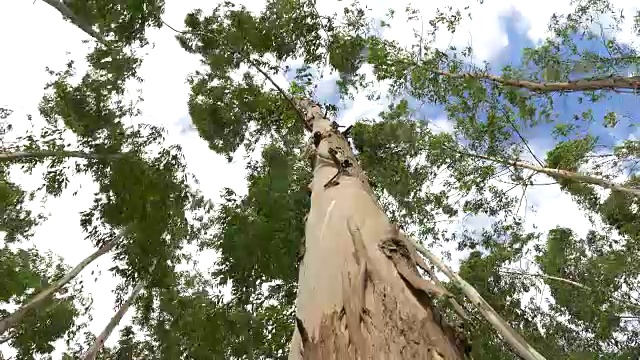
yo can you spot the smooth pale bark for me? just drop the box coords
[408,238,546,360]
[462,151,640,198]
[0,238,118,336]
[435,69,640,92]
[41,0,106,44]
[289,99,466,359]
[82,281,144,360]
[0,150,124,163]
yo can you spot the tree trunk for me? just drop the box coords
[82,281,144,360]
[0,238,118,336]
[288,98,466,359]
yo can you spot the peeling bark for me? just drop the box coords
[82,281,144,360]
[288,98,466,359]
[0,237,120,336]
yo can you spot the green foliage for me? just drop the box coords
[210,143,309,301]
[65,0,165,46]
[0,173,40,243]
[4,0,640,358]
[537,228,639,353]
[545,135,597,171]
[0,247,89,359]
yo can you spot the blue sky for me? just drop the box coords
[306,8,640,163]
[2,0,637,356]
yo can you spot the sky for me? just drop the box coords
[0,0,638,357]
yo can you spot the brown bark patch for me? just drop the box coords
[296,278,468,359]
[379,238,452,300]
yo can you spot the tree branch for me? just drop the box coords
[161,20,310,131]
[407,238,546,360]
[0,236,121,336]
[453,148,640,198]
[0,150,127,163]
[41,0,107,45]
[435,69,640,93]
[500,269,640,310]
[82,281,144,360]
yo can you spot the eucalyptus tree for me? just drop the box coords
[172,0,639,358]
[171,0,547,358]
[0,246,90,359]
[2,0,640,358]
[361,0,640,358]
[2,0,207,357]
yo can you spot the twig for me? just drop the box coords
[161,20,310,131]
[448,146,640,198]
[499,107,544,167]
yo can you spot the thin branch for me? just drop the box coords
[434,68,640,93]
[82,281,144,360]
[407,237,546,360]
[161,20,310,131]
[0,150,126,163]
[502,269,588,289]
[500,269,640,310]
[452,147,640,198]
[499,107,544,167]
[0,236,121,336]
[41,0,107,45]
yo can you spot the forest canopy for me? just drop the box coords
[0,0,639,359]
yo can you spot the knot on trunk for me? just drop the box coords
[379,237,453,301]
[379,237,415,267]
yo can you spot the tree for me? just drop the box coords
[2,0,207,358]
[2,0,640,358]
[0,246,90,359]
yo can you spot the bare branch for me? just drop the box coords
[82,281,144,360]
[435,69,640,93]
[0,235,122,336]
[500,269,640,310]
[0,150,127,163]
[453,148,640,198]
[408,238,547,360]
[41,0,107,45]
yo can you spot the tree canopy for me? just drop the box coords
[1,0,639,358]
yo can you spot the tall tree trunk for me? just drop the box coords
[82,281,144,360]
[0,238,118,336]
[288,98,466,359]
